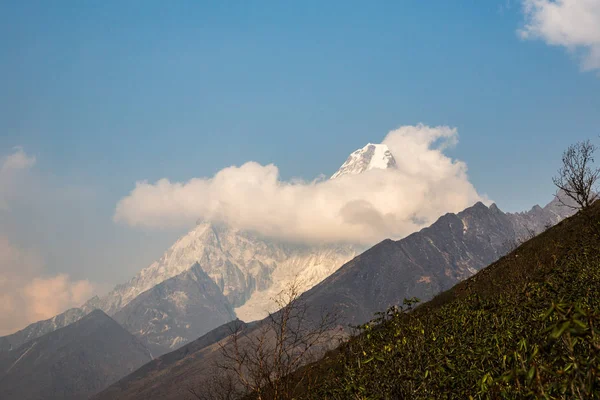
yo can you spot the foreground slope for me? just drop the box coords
[302,203,600,399]
[0,310,152,400]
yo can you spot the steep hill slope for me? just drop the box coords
[0,310,152,400]
[301,203,600,399]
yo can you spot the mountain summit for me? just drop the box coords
[331,143,397,179]
[0,143,573,359]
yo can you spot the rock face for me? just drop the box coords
[0,310,152,400]
[301,199,574,325]
[113,263,236,356]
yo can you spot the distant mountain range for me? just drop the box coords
[92,197,574,400]
[0,310,151,400]
[0,225,357,356]
[1,142,408,355]
[0,142,576,399]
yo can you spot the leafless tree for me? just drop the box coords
[553,139,599,209]
[223,280,340,399]
[189,279,342,400]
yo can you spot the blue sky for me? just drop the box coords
[2,0,599,208]
[1,1,600,331]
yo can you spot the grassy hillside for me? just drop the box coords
[297,203,600,399]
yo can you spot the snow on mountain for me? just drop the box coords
[0,142,408,350]
[104,221,357,309]
[0,142,400,350]
[234,244,358,321]
[331,143,397,179]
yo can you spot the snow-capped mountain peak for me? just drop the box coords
[331,143,397,179]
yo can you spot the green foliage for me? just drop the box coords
[298,209,600,399]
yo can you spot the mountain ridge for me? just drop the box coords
[0,143,574,354]
[0,309,152,400]
[91,196,574,400]
[299,197,573,325]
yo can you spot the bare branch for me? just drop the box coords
[193,277,342,400]
[553,139,599,210]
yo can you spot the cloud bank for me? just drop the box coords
[0,147,96,335]
[520,0,600,72]
[115,124,486,245]
[0,236,95,336]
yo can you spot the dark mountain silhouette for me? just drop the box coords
[92,319,253,400]
[0,310,152,400]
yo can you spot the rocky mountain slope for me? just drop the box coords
[112,262,236,356]
[300,198,573,325]
[0,310,152,400]
[296,201,599,398]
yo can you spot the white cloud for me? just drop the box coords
[0,147,36,210]
[0,237,95,336]
[1,147,36,172]
[519,0,600,72]
[114,124,486,245]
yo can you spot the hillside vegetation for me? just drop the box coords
[296,202,600,399]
